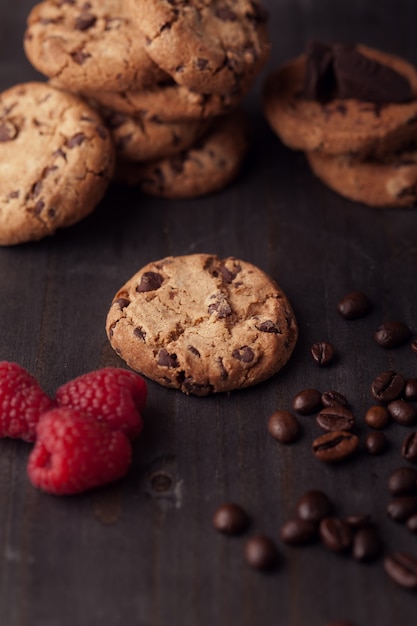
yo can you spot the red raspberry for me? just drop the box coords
[0,361,55,442]
[27,407,132,495]
[55,367,147,440]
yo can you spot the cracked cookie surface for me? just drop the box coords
[0,82,114,245]
[106,254,298,395]
[24,0,167,92]
[128,0,271,95]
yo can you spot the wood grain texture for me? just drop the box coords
[1,1,417,625]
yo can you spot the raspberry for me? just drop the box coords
[0,361,55,442]
[27,407,132,495]
[55,367,147,440]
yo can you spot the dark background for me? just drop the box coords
[1,2,417,625]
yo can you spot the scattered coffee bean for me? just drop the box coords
[321,390,349,408]
[387,399,417,426]
[212,503,249,535]
[280,519,318,546]
[267,410,300,444]
[244,535,279,571]
[296,490,333,523]
[404,378,417,401]
[384,552,417,589]
[402,431,417,462]
[411,338,417,356]
[292,388,323,415]
[370,370,405,403]
[337,290,371,320]
[345,514,372,529]
[364,405,390,430]
[316,406,355,432]
[311,341,335,366]
[374,320,412,349]
[352,526,382,562]
[406,513,417,534]
[319,517,353,553]
[364,431,388,455]
[312,431,359,463]
[386,496,417,522]
[388,467,417,496]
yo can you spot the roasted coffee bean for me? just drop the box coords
[371,370,405,403]
[280,519,318,546]
[312,431,359,463]
[319,517,353,553]
[406,513,417,534]
[387,400,417,426]
[364,431,388,455]
[212,503,249,535]
[345,514,372,529]
[292,388,323,415]
[296,489,333,523]
[388,467,417,496]
[267,410,300,444]
[311,341,335,366]
[321,390,348,408]
[364,405,390,430]
[352,526,382,562]
[412,339,417,356]
[387,496,417,522]
[316,406,355,432]
[384,552,417,589]
[402,431,417,462]
[374,320,412,349]
[244,535,279,571]
[405,378,417,401]
[337,290,371,320]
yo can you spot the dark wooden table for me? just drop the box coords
[1,2,417,625]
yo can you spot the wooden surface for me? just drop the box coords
[1,2,417,625]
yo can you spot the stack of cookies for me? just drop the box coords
[263,41,417,208]
[24,0,272,199]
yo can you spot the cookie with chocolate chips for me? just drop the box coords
[113,112,249,198]
[106,254,298,395]
[0,81,114,245]
[128,0,271,95]
[263,43,417,158]
[24,0,167,92]
[306,143,417,208]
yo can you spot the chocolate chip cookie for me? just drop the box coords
[128,0,271,95]
[24,0,167,92]
[263,43,417,158]
[106,254,298,395]
[113,112,249,198]
[0,82,114,245]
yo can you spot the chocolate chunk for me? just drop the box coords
[208,292,232,318]
[66,132,86,148]
[74,12,97,31]
[187,345,200,357]
[136,272,163,293]
[256,320,281,333]
[232,346,254,363]
[0,121,18,141]
[157,350,179,368]
[133,327,146,341]
[114,297,130,309]
[217,357,229,380]
[71,50,91,65]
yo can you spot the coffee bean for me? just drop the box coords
[406,513,417,534]
[387,496,417,522]
[280,519,318,546]
[364,431,388,455]
[267,410,300,444]
[337,290,371,320]
[312,431,359,463]
[364,405,390,429]
[212,503,249,535]
[319,517,353,553]
[244,535,279,571]
[292,388,323,415]
[384,552,417,589]
[311,341,335,366]
[405,378,417,401]
[321,390,349,408]
[388,467,417,496]
[387,400,417,426]
[345,514,372,529]
[412,339,417,356]
[296,490,333,523]
[316,406,355,432]
[352,526,382,562]
[371,370,405,403]
[402,431,417,462]
[374,320,412,348]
